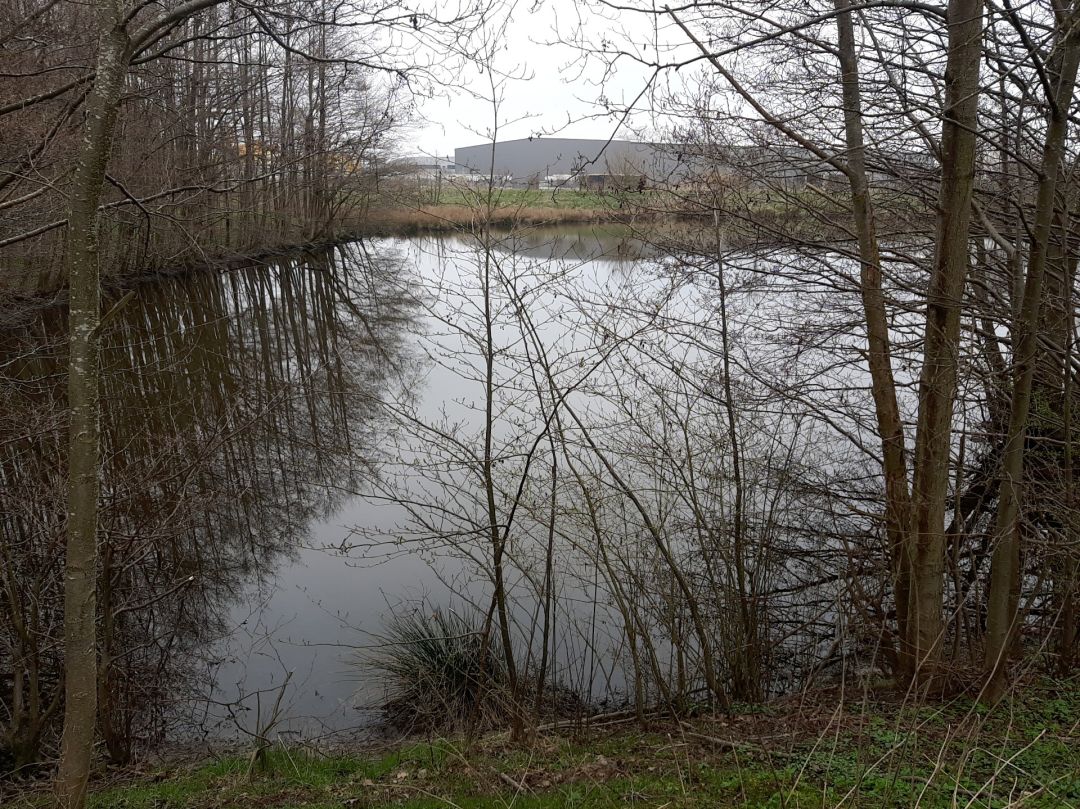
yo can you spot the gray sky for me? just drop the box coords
[410,0,667,157]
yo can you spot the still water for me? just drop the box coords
[0,226,652,752]
[205,228,655,743]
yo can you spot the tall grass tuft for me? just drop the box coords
[366,608,513,733]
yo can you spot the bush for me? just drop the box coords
[366,608,513,733]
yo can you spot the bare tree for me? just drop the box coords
[57,1,132,803]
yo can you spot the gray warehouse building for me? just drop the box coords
[454,137,683,189]
[451,137,876,192]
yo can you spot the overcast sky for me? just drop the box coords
[408,0,670,158]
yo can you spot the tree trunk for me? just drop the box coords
[1056,245,1078,675]
[833,0,914,679]
[713,209,759,700]
[984,7,1080,701]
[907,0,984,686]
[55,4,129,808]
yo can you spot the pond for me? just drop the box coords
[0,225,662,755]
[201,228,655,744]
[3,222,862,763]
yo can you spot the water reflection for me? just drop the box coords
[481,224,658,262]
[5,224,753,763]
[0,245,412,764]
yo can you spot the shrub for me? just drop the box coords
[365,608,512,733]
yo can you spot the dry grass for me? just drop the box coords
[362,203,632,234]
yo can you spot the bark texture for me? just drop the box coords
[984,5,1080,701]
[56,4,129,808]
[907,0,984,684]
[834,0,914,678]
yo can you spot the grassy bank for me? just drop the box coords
[363,184,928,242]
[7,683,1079,808]
[362,188,639,234]
[424,188,620,210]
[362,204,623,234]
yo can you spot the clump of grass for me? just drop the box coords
[366,608,513,733]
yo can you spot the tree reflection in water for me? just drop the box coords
[0,244,413,767]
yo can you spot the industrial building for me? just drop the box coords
[450,137,925,193]
[451,137,845,191]
[453,137,683,189]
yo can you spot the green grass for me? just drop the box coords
[6,684,1079,808]
[79,743,456,809]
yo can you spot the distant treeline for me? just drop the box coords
[0,1,405,291]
